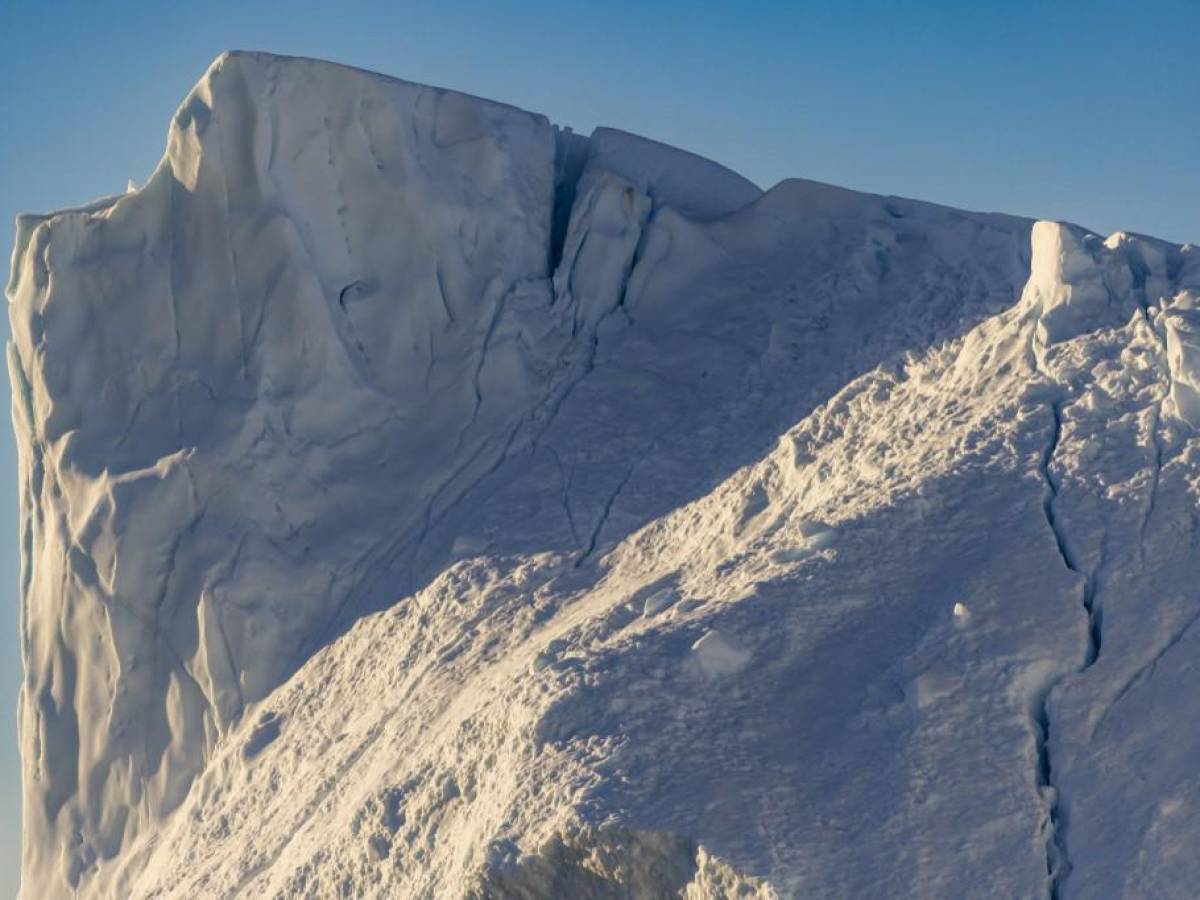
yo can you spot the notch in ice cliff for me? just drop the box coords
[8,50,1200,899]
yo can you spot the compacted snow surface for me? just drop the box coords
[7,52,1200,899]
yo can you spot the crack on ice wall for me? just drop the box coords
[1031,688,1065,898]
[1038,400,1102,666]
[350,161,656,605]
[576,463,636,567]
[1033,399,1071,898]
[527,182,653,456]
[1031,394,1104,898]
[456,283,511,455]
[546,446,581,549]
[434,261,456,324]
[1092,605,1200,741]
[550,127,591,274]
[329,415,528,645]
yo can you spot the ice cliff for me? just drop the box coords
[8,51,1199,898]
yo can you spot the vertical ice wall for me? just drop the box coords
[6,51,565,894]
[6,51,766,897]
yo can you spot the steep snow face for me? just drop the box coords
[8,50,1197,899]
[8,51,563,897]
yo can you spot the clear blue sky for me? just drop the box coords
[0,0,1196,895]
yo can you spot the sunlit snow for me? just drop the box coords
[8,51,1199,899]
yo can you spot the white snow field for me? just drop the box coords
[7,51,1200,898]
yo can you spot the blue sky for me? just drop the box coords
[0,0,1196,894]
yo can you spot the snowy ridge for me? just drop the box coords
[8,51,1199,898]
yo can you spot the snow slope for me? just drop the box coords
[7,51,1199,898]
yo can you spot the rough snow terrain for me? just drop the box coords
[7,51,1199,898]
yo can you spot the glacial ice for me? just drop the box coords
[8,50,1200,898]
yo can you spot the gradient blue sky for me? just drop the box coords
[0,0,1197,894]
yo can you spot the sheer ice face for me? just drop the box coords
[8,51,1200,899]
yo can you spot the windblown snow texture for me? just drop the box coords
[7,51,1199,899]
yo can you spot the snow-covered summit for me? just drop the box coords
[8,51,1199,898]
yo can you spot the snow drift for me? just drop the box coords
[8,51,1199,898]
